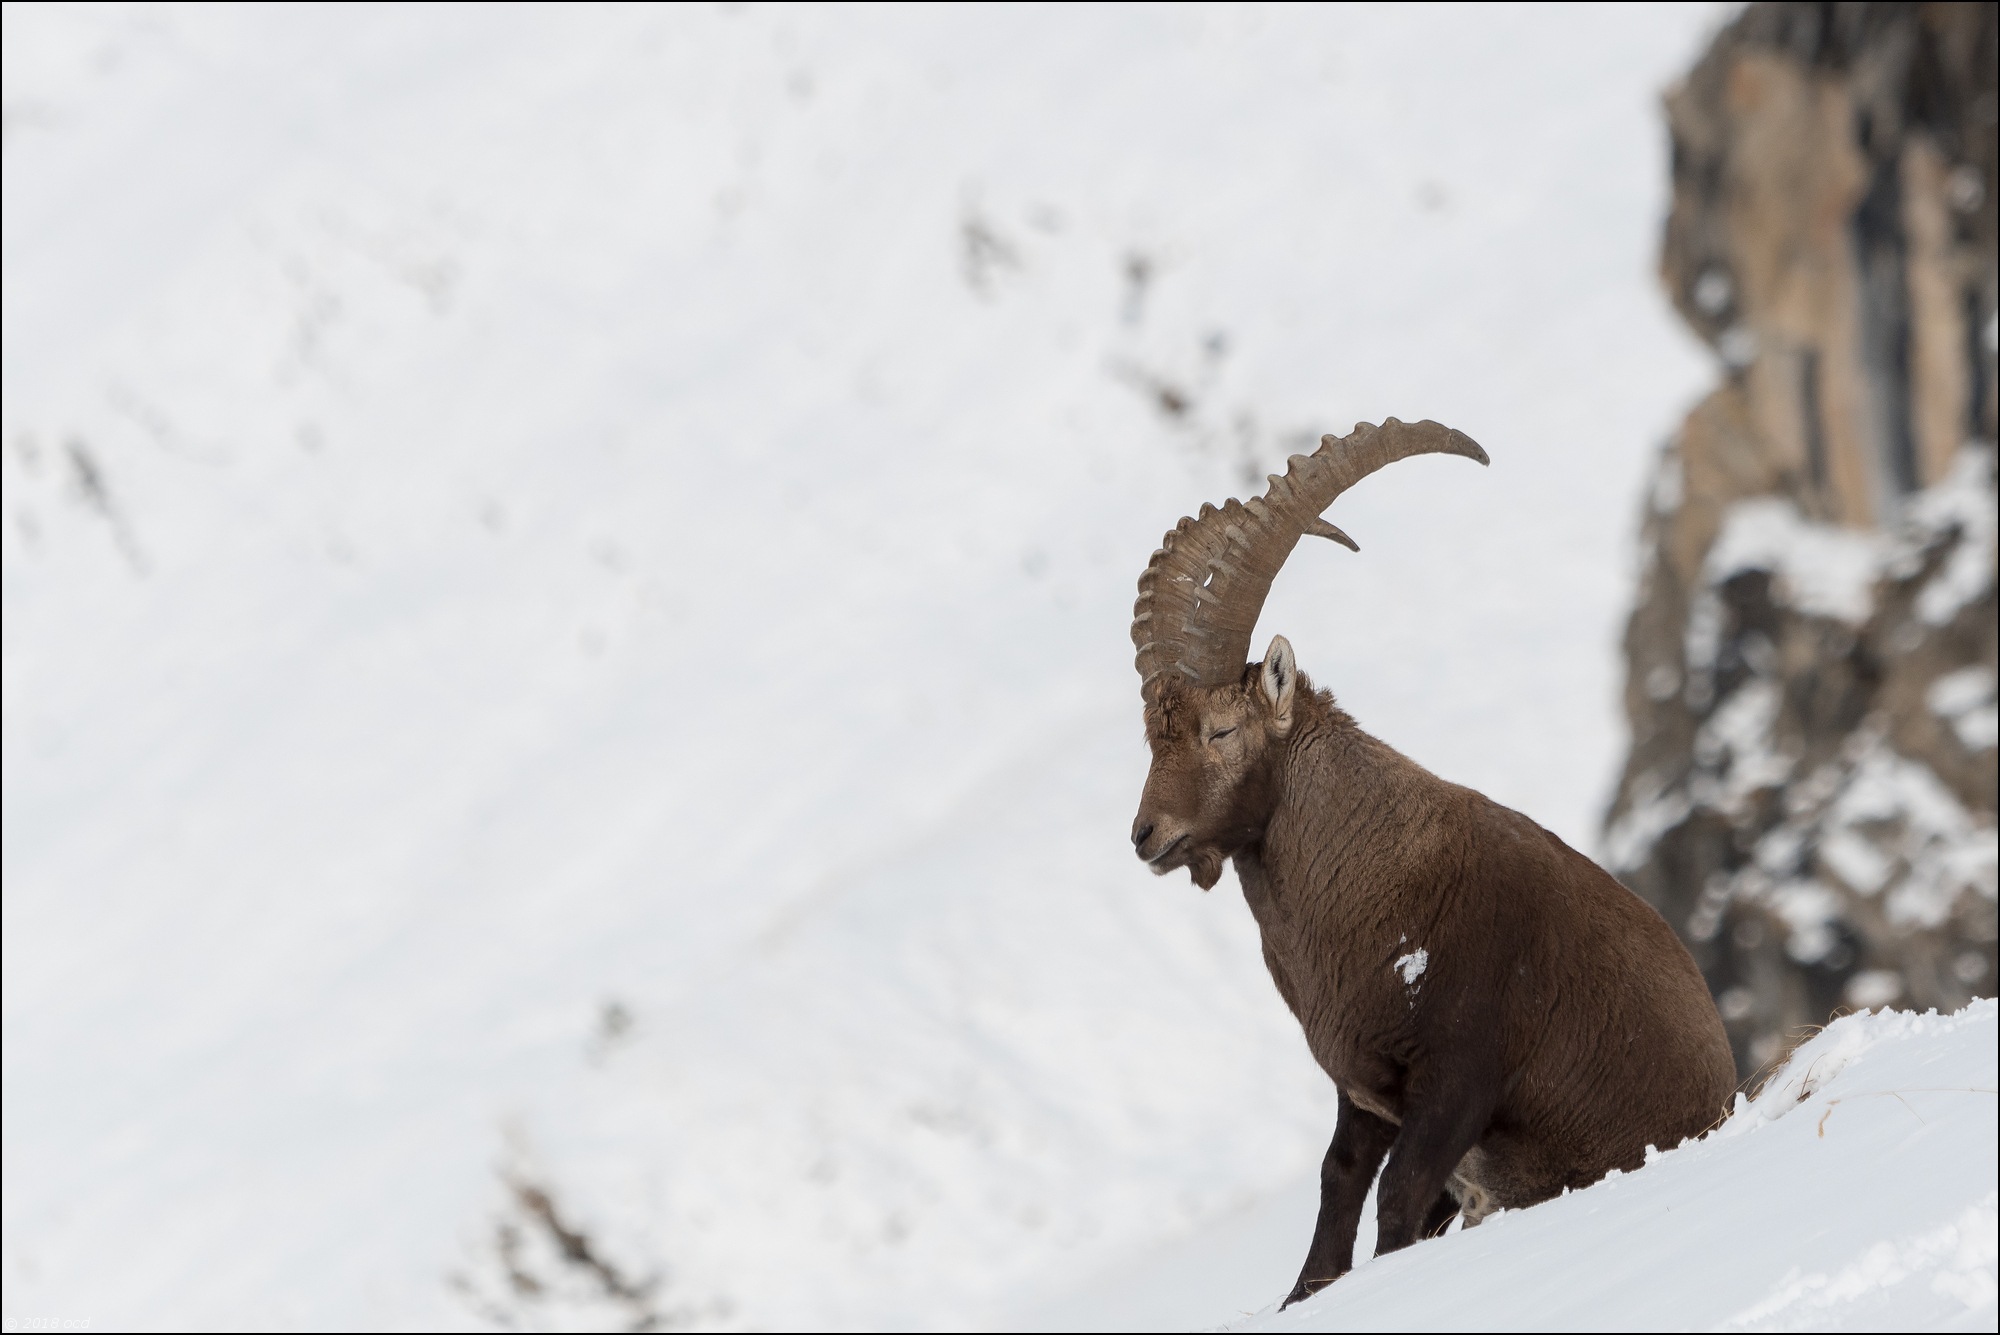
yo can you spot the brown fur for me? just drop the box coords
[1132,644,1735,1307]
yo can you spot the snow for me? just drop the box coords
[1821,827,1895,897]
[1844,969,1907,1011]
[1393,947,1429,988]
[1828,737,1998,931]
[19,2,1937,1330]
[1661,711,1998,968]
[1685,447,1997,729]
[1929,667,1999,753]
[1207,1001,2000,1333]
[1611,444,1999,967]
[1693,678,1793,808]
[1606,767,1694,873]
[1904,447,1998,628]
[1705,498,1886,626]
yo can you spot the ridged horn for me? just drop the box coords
[1132,418,1487,697]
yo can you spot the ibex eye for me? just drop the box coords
[1209,727,1235,742]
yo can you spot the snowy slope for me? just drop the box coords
[4,5,1730,1330]
[1222,1002,1998,1334]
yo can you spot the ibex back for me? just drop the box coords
[1129,420,1734,1308]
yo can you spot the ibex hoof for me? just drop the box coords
[1279,1277,1331,1311]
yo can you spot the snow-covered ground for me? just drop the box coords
[1024,1002,2000,1333]
[1239,1001,2000,1333]
[17,4,1950,1330]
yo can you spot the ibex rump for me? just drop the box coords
[1129,420,1733,1307]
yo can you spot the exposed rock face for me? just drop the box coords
[1608,2,1998,1078]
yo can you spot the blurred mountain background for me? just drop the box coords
[1607,0,1997,1080]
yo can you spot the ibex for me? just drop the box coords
[1130,420,1734,1307]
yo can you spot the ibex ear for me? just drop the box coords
[1260,634,1297,734]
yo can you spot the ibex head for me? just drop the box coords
[1132,637,1301,888]
[1129,419,1488,888]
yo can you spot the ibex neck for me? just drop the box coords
[1273,699,1415,853]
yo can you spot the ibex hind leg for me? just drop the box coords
[1447,1157,1501,1227]
[1371,1057,1502,1255]
[1420,1189,1460,1238]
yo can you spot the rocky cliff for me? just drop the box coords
[1608,1,1998,1078]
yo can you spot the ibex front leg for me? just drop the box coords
[1281,1088,1394,1309]
[1372,1056,1498,1255]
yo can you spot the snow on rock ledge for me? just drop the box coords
[1236,1000,1998,1332]
[1610,444,1998,1076]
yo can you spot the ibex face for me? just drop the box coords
[1132,636,1298,890]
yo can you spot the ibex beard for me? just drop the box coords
[1128,419,1735,1309]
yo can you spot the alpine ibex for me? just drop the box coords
[1129,419,1734,1307]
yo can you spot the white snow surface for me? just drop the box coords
[1705,499,1887,626]
[1929,667,1999,753]
[1904,446,2000,628]
[1393,947,1429,988]
[1612,445,2000,976]
[1223,1001,1999,1333]
[0,4,1773,1330]
[1700,445,1999,635]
